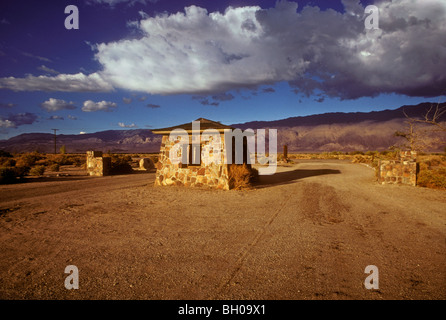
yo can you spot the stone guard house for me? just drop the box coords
[152,118,250,190]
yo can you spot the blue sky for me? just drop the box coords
[0,0,445,138]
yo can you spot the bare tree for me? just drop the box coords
[412,102,446,132]
[394,101,446,152]
[394,116,427,151]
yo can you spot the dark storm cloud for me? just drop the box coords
[0,112,38,128]
[1,0,445,99]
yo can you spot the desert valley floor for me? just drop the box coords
[0,160,445,299]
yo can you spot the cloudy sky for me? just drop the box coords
[0,0,445,138]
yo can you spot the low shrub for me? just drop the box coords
[150,156,159,164]
[14,166,30,178]
[35,159,49,166]
[49,163,60,172]
[47,154,73,166]
[69,155,85,167]
[29,165,45,176]
[424,158,441,167]
[110,154,133,174]
[16,152,44,167]
[351,155,370,164]
[0,167,17,184]
[0,157,16,167]
[228,164,258,190]
[0,150,13,158]
[0,166,29,184]
[417,167,446,189]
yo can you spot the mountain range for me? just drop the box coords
[1,102,445,153]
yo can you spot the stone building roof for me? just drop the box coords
[151,118,234,134]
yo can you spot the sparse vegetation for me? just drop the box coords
[417,157,446,190]
[15,151,44,167]
[0,167,19,184]
[29,165,45,176]
[228,164,258,190]
[0,150,13,158]
[110,154,133,174]
[49,163,60,172]
[0,150,29,183]
[47,154,72,166]
[0,157,16,167]
[417,167,446,189]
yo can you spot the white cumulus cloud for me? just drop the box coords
[0,119,15,129]
[40,98,76,112]
[0,73,113,92]
[82,100,117,112]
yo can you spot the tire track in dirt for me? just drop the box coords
[299,182,349,226]
[212,188,296,298]
[296,182,358,298]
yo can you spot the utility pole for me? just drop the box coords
[51,129,59,154]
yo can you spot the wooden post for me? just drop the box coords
[283,145,288,160]
[51,129,59,154]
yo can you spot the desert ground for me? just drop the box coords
[0,159,445,300]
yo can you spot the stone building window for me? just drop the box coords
[180,143,201,168]
[189,144,201,166]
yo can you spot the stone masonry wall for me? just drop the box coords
[378,151,418,186]
[86,151,111,176]
[154,134,230,190]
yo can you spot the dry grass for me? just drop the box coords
[228,164,258,190]
[417,157,446,190]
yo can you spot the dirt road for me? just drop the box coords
[0,160,445,299]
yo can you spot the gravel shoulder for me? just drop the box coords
[0,160,445,299]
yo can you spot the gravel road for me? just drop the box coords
[0,160,444,299]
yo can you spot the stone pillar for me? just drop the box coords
[86,151,111,176]
[378,151,418,186]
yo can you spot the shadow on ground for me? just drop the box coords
[253,168,341,188]
[1,169,155,185]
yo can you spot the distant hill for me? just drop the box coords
[0,102,445,153]
[232,102,446,129]
[0,129,162,154]
[232,102,446,152]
